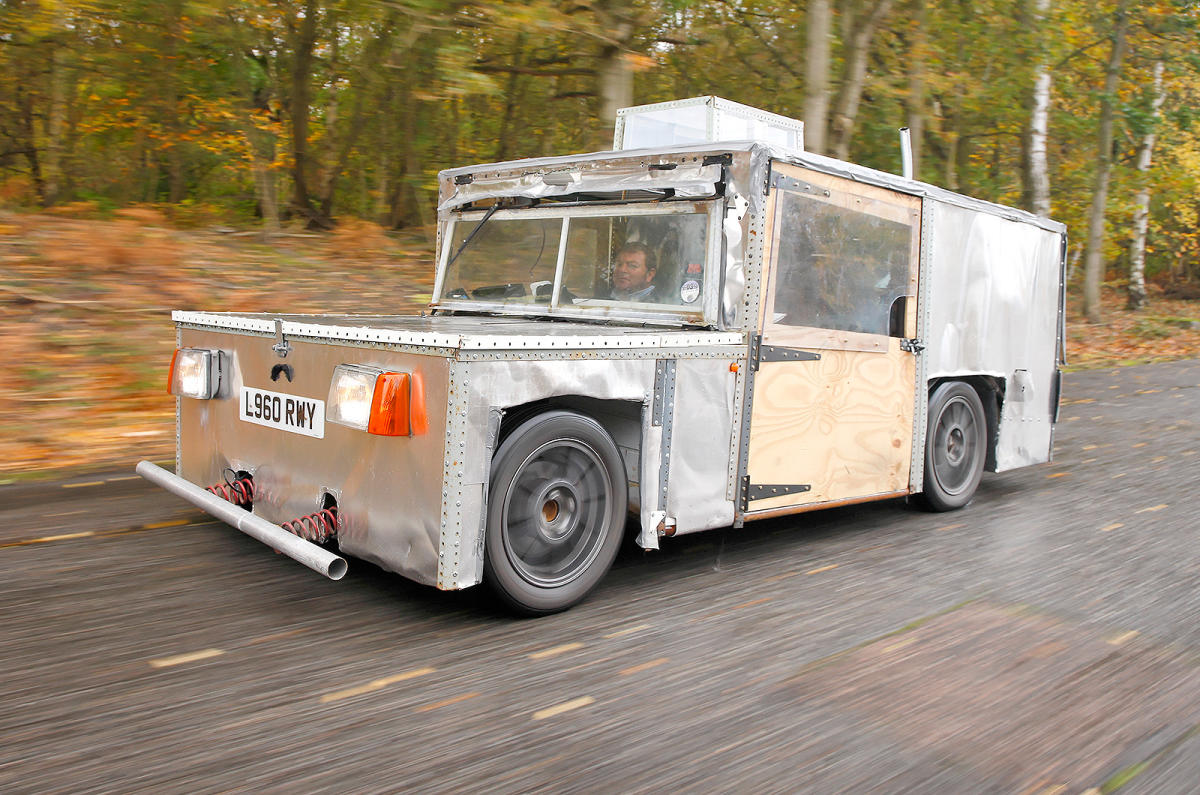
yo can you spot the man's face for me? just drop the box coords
[613,249,654,292]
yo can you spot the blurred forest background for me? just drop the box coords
[1,0,1200,477]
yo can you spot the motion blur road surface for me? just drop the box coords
[3,360,1200,793]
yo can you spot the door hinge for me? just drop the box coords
[751,333,821,371]
[741,479,811,511]
[900,338,925,354]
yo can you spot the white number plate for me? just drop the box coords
[239,386,325,438]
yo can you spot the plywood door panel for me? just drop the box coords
[747,341,914,512]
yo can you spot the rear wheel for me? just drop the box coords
[915,381,987,512]
[484,410,627,615]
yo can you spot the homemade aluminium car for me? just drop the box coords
[138,97,1067,614]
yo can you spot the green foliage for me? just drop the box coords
[0,0,1197,288]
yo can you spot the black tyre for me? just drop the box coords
[484,410,627,615]
[915,381,987,512]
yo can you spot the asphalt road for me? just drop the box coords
[3,359,1199,793]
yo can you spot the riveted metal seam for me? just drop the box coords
[910,199,935,492]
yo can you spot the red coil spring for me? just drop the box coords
[282,507,338,544]
[206,477,255,506]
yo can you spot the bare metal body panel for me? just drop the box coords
[176,315,746,589]
[923,202,1064,470]
[178,328,451,586]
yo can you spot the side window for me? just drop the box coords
[771,182,916,336]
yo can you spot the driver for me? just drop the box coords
[607,242,658,302]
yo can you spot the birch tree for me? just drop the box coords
[1127,59,1166,310]
[1081,0,1130,323]
[1026,0,1052,217]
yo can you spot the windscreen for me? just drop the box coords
[438,204,713,315]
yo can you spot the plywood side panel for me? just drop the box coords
[747,342,915,509]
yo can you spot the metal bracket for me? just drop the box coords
[770,172,832,196]
[740,477,810,510]
[751,334,821,371]
[761,345,821,364]
[272,318,291,359]
[653,359,677,513]
[651,359,677,427]
[900,337,925,354]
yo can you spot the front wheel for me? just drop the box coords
[484,410,627,615]
[914,381,987,512]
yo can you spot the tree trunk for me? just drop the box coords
[494,34,527,161]
[287,0,322,225]
[595,1,634,149]
[388,73,420,229]
[804,0,833,154]
[250,152,280,237]
[162,0,187,205]
[904,0,927,175]
[829,0,897,161]
[1128,59,1166,311]
[597,46,632,148]
[44,43,68,205]
[1026,0,1053,218]
[1081,0,1129,324]
[316,9,342,220]
[17,82,45,204]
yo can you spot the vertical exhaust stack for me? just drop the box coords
[899,127,914,180]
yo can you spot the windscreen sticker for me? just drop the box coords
[680,280,701,304]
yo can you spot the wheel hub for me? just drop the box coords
[533,481,580,542]
[946,427,965,464]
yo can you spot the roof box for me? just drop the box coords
[613,96,804,151]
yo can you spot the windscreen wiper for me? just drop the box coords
[445,196,535,271]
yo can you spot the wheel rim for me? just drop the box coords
[931,395,980,496]
[501,438,612,588]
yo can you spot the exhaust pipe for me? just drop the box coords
[136,461,348,580]
[899,127,914,180]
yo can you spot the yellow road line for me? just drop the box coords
[1100,523,1123,532]
[732,597,772,610]
[936,523,964,532]
[320,667,436,704]
[149,648,225,668]
[143,519,190,530]
[806,564,839,575]
[532,696,594,720]
[105,475,141,482]
[98,520,200,539]
[1136,504,1168,513]
[619,658,670,676]
[1107,630,1139,646]
[0,531,95,549]
[62,481,104,489]
[528,642,584,660]
[603,624,650,639]
[415,691,481,713]
[764,571,799,583]
[883,637,918,654]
